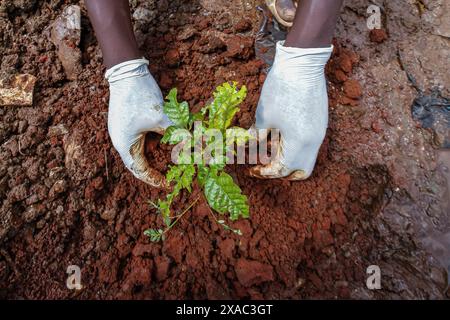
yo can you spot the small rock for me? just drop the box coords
[132,7,155,23]
[48,124,69,137]
[18,120,28,134]
[225,35,253,59]
[234,19,252,33]
[343,79,363,99]
[159,73,173,89]
[100,207,117,221]
[334,69,348,83]
[215,12,231,30]
[49,179,67,198]
[164,48,180,67]
[91,176,103,190]
[9,184,28,202]
[177,25,197,41]
[369,29,388,43]
[23,205,45,223]
[0,74,36,106]
[49,5,82,80]
[83,221,96,241]
[371,121,382,134]
[313,229,334,247]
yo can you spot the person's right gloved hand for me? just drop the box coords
[250,41,333,180]
[106,58,171,187]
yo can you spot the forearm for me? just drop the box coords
[85,0,141,68]
[285,0,344,48]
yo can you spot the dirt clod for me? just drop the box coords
[235,258,274,287]
[369,29,388,43]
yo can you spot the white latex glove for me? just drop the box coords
[106,58,171,187]
[250,41,333,180]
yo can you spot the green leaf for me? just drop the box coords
[226,127,253,146]
[161,126,191,145]
[204,170,249,221]
[180,164,195,192]
[144,229,163,242]
[161,126,176,144]
[167,164,195,193]
[158,199,171,220]
[204,134,227,166]
[207,82,247,130]
[188,112,204,128]
[197,165,209,188]
[164,215,172,227]
[166,165,183,184]
[164,88,189,128]
[210,163,226,172]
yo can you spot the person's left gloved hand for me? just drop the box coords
[106,58,171,187]
[250,41,333,180]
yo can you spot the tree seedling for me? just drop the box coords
[145,82,252,242]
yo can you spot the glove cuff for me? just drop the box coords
[275,41,333,67]
[105,58,150,83]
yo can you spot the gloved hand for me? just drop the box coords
[250,41,333,180]
[106,58,171,187]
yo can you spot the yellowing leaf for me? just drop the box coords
[207,82,247,130]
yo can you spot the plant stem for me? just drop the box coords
[205,199,242,235]
[163,196,200,235]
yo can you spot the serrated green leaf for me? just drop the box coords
[207,82,247,130]
[158,199,170,218]
[144,229,163,242]
[164,215,171,227]
[204,136,227,166]
[180,164,195,192]
[166,165,183,184]
[226,127,253,146]
[197,165,209,188]
[161,127,191,145]
[210,163,225,172]
[167,164,195,193]
[164,88,189,128]
[204,171,249,221]
[188,112,204,128]
[161,126,176,144]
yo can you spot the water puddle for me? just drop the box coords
[411,90,450,148]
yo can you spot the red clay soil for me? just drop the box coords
[0,1,447,299]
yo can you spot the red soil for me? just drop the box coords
[1,0,446,300]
